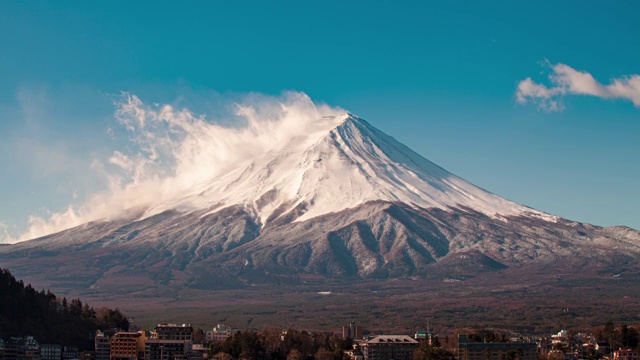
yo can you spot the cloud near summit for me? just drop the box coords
[3,91,345,243]
[516,62,640,111]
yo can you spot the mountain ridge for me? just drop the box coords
[0,113,638,296]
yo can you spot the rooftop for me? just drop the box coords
[366,335,419,344]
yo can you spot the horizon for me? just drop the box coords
[2,1,640,243]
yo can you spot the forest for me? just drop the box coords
[0,268,129,349]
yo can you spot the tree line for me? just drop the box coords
[597,320,639,350]
[207,328,455,360]
[0,267,129,349]
[208,328,353,360]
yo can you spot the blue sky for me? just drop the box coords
[1,0,639,240]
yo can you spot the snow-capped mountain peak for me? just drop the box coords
[143,113,555,226]
[5,112,638,291]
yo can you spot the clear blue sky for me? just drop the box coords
[1,0,639,239]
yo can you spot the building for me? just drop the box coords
[205,324,232,343]
[3,336,41,360]
[414,331,438,346]
[343,322,363,340]
[145,324,193,360]
[615,349,639,360]
[62,347,78,360]
[110,332,147,360]
[40,345,62,360]
[155,324,193,342]
[144,340,190,360]
[95,331,111,360]
[362,335,419,360]
[189,345,207,360]
[414,332,428,341]
[458,335,537,360]
[3,338,19,360]
[22,337,42,360]
[127,319,137,332]
[551,331,568,344]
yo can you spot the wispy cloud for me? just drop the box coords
[0,85,115,244]
[516,62,640,111]
[0,223,11,244]
[5,91,344,243]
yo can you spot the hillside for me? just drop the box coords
[0,268,128,349]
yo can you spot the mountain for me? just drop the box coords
[1,114,639,296]
[111,114,556,225]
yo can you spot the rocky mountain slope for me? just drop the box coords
[1,114,639,294]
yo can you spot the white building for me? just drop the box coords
[205,324,232,343]
[95,331,111,360]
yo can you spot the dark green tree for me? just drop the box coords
[600,321,620,349]
[621,325,639,349]
[193,328,206,344]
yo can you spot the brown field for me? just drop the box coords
[68,265,640,335]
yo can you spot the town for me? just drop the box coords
[1,268,639,360]
[1,321,639,360]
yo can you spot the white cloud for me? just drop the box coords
[515,78,564,112]
[0,85,121,244]
[0,223,12,244]
[11,91,345,242]
[516,62,640,111]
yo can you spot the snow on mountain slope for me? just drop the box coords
[7,93,560,244]
[140,114,557,226]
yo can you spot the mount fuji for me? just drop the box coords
[1,113,639,295]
